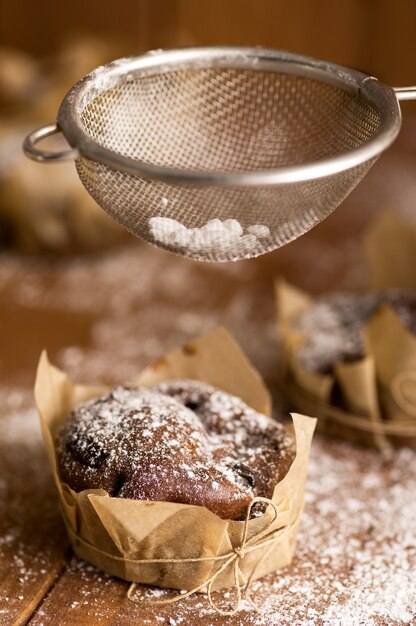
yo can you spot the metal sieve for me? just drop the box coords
[23,47,416,262]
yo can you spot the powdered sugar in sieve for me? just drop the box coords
[149,217,270,258]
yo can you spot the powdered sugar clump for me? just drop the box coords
[149,217,270,256]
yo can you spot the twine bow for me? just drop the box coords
[127,496,286,616]
[66,496,287,616]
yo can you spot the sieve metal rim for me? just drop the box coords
[56,47,402,185]
[33,47,402,185]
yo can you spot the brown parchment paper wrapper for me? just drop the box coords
[366,210,416,290]
[365,305,416,424]
[276,279,416,449]
[365,210,416,444]
[34,327,316,592]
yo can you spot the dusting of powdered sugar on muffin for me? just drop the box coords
[55,380,294,520]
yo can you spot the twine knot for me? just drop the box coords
[233,546,246,559]
[127,496,287,616]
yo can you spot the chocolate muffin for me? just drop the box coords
[296,288,416,374]
[56,380,295,520]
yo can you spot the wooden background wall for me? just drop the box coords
[0,0,415,88]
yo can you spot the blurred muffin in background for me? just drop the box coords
[0,48,44,115]
[0,134,128,253]
[0,37,129,254]
[29,37,120,125]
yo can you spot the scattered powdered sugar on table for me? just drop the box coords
[149,217,270,255]
[243,441,416,626]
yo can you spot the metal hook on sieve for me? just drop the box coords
[23,123,79,162]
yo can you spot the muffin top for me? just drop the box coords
[56,379,295,520]
[295,288,416,374]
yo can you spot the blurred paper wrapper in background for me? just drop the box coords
[366,209,416,290]
[275,211,416,449]
[0,38,128,253]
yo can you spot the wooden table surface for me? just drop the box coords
[1,119,416,626]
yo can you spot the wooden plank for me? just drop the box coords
[363,0,416,86]
[138,0,180,50]
[26,554,259,625]
[0,0,169,56]
[0,389,68,626]
[176,0,370,68]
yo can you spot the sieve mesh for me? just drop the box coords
[74,65,382,261]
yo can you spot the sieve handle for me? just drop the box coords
[394,86,416,101]
[23,123,79,162]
